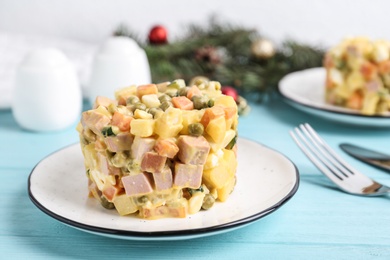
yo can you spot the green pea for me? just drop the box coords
[158,94,171,103]
[160,101,172,111]
[192,95,209,109]
[188,123,204,136]
[148,107,163,118]
[208,99,215,107]
[111,152,128,167]
[107,103,118,114]
[100,196,115,209]
[208,81,221,90]
[126,96,140,105]
[133,102,147,111]
[202,194,215,210]
[126,159,140,172]
[178,87,189,96]
[137,196,148,204]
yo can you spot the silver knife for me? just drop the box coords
[339,143,390,172]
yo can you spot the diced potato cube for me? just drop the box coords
[113,195,138,216]
[188,192,206,214]
[202,161,229,189]
[130,119,155,137]
[134,109,153,119]
[214,95,236,108]
[155,107,183,138]
[223,149,237,179]
[217,176,236,202]
[142,94,161,108]
[206,116,226,144]
[203,149,236,190]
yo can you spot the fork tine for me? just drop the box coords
[289,126,345,185]
[291,123,390,196]
[299,124,353,179]
[302,123,357,177]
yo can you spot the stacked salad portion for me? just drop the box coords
[324,37,390,115]
[77,79,238,219]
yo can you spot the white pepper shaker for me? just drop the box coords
[12,48,82,132]
[87,36,151,104]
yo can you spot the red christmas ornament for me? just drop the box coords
[222,86,238,101]
[148,25,168,45]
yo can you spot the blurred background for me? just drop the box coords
[2,0,390,124]
[1,0,389,46]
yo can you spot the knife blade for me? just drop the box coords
[339,143,390,172]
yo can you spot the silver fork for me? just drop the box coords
[290,123,390,196]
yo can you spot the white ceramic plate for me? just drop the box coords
[28,138,299,241]
[278,68,390,127]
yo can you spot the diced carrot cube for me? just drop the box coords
[171,96,194,110]
[200,105,225,127]
[347,91,363,110]
[360,62,378,80]
[137,84,158,98]
[111,111,132,132]
[224,107,237,120]
[102,185,120,202]
[154,139,179,158]
[378,60,390,74]
[186,85,202,99]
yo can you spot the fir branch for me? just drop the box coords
[114,19,325,101]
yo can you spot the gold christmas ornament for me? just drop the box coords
[251,39,276,59]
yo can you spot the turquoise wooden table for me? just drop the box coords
[1,98,390,259]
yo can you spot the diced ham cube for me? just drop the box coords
[111,111,133,132]
[96,150,122,176]
[131,136,155,161]
[152,166,173,191]
[93,96,117,109]
[81,110,111,135]
[174,163,203,189]
[141,152,167,173]
[105,133,133,152]
[154,139,179,158]
[177,135,210,165]
[97,152,110,175]
[102,185,120,201]
[122,173,153,197]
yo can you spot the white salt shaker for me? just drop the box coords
[87,36,151,104]
[12,48,82,132]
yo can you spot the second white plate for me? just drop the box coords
[278,68,390,127]
[28,138,299,241]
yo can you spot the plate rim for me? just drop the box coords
[278,67,390,119]
[28,138,300,240]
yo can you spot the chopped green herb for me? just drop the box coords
[101,126,116,137]
[188,186,204,195]
[226,135,237,149]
